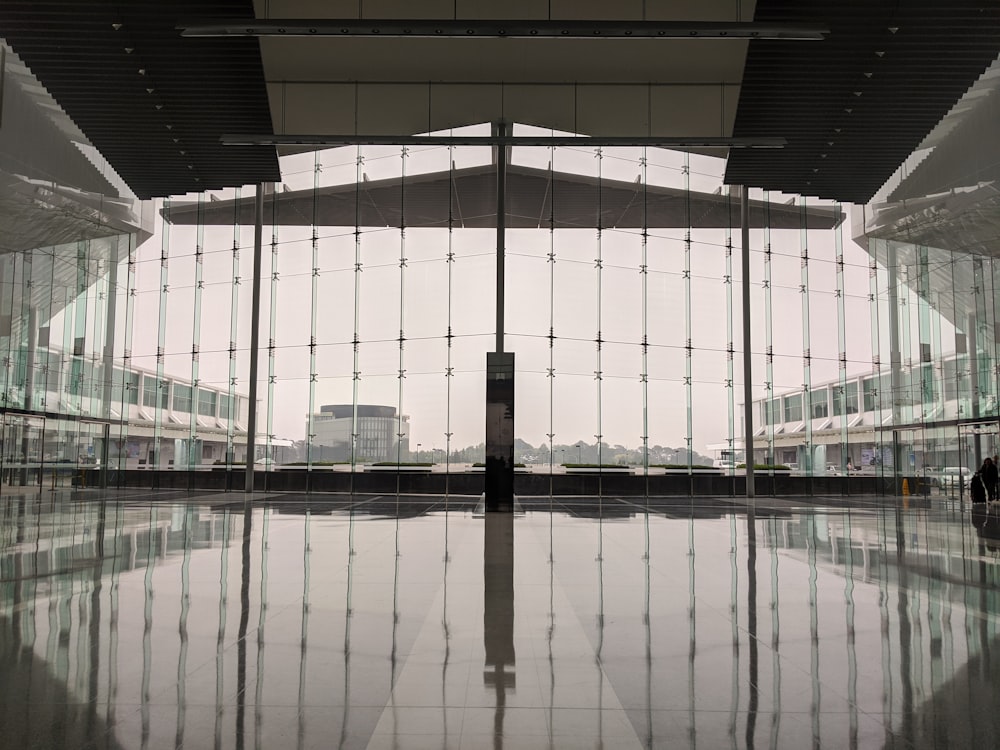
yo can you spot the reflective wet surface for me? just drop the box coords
[2,490,1000,749]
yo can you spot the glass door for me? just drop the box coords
[0,413,45,489]
[959,421,1000,499]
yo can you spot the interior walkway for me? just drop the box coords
[2,490,999,748]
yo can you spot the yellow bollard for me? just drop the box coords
[902,478,910,496]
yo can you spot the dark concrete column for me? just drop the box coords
[485,352,515,511]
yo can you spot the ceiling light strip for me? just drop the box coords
[221,134,786,148]
[182,20,827,40]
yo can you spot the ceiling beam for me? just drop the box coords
[221,134,785,148]
[181,19,828,40]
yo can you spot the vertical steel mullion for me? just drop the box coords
[244,184,265,492]
[973,256,991,420]
[307,153,321,471]
[445,145,455,480]
[684,154,693,469]
[799,198,813,477]
[263,191,278,481]
[36,249,57,417]
[262,191,281,482]
[641,151,650,481]
[836,204,849,473]
[547,144,556,480]
[741,186,754,497]
[882,241,899,477]
[931,283,944,421]
[894,244,913,428]
[100,240,120,422]
[724,190,735,483]
[764,191,780,472]
[20,250,35,413]
[89,249,104,419]
[397,146,407,469]
[118,234,137,475]
[350,149,363,475]
[188,196,205,472]
[596,147,604,476]
[0,255,12,409]
[916,247,933,425]
[59,257,74,418]
[153,204,171,471]
[72,242,89,416]
[991,256,1000,415]
[99,237,122,486]
[226,188,242,467]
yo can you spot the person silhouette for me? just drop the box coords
[983,457,998,502]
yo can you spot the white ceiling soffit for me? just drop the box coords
[254,0,756,149]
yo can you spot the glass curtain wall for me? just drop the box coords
[0,234,133,492]
[871,239,1000,484]
[123,130,914,485]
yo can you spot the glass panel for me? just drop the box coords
[173,384,193,413]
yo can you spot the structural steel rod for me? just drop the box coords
[495,121,506,353]
[245,183,264,493]
[741,185,755,499]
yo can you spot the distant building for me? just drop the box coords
[310,405,410,463]
[735,351,997,474]
[1,344,250,470]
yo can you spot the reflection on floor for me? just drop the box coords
[2,490,1000,749]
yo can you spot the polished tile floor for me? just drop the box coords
[2,490,1000,748]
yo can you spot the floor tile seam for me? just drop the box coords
[519,519,649,743]
[736,632,897,733]
[374,526,485,733]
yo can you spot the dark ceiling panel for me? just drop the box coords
[0,1,279,199]
[725,1,1000,204]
